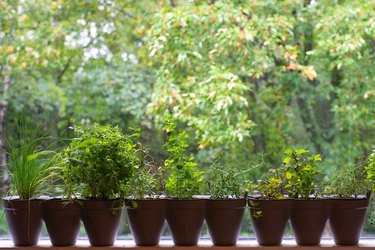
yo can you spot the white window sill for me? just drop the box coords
[0,239,374,249]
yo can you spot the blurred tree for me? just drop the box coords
[0,0,160,193]
[147,0,375,171]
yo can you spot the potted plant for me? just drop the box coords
[248,167,291,246]
[61,123,140,246]
[163,117,205,246]
[40,152,82,247]
[123,147,166,246]
[2,119,55,246]
[325,165,369,245]
[204,161,248,246]
[41,197,82,246]
[283,148,329,246]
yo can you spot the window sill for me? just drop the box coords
[0,239,374,249]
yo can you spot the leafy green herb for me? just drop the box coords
[61,123,140,200]
[252,167,286,200]
[163,116,203,199]
[283,148,322,199]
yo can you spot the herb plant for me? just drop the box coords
[325,167,367,198]
[61,123,140,200]
[3,119,55,199]
[204,158,252,199]
[283,148,322,199]
[252,168,285,200]
[365,151,375,193]
[121,148,165,199]
[163,117,203,199]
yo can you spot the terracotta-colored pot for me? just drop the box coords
[249,199,291,246]
[125,199,166,246]
[166,199,205,246]
[41,198,81,246]
[205,199,246,246]
[81,199,122,246]
[2,197,42,246]
[329,198,369,245]
[290,199,330,245]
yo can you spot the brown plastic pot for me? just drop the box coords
[125,199,166,246]
[81,199,122,246]
[329,198,369,245]
[205,198,246,246]
[249,199,291,246]
[2,197,42,246]
[290,199,330,245]
[41,198,81,246]
[166,199,205,246]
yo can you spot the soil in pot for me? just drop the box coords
[329,198,369,245]
[290,199,330,246]
[166,199,205,246]
[249,199,291,246]
[2,197,43,246]
[81,199,122,246]
[41,198,81,246]
[205,199,246,246]
[125,199,166,246]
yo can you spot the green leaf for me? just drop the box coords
[27,150,55,161]
[285,171,293,180]
[283,157,291,164]
[297,149,309,156]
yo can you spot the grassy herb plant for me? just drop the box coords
[163,116,203,199]
[325,166,367,199]
[283,148,322,199]
[204,158,252,199]
[61,123,140,200]
[3,119,55,199]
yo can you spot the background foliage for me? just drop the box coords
[0,0,374,235]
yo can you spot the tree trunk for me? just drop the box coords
[0,74,11,195]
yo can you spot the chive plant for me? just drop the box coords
[3,118,55,199]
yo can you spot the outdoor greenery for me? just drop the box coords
[0,0,374,235]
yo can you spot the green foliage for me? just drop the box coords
[146,0,374,174]
[61,123,140,200]
[3,118,56,199]
[252,168,286,200]
[365,151,375,192]
[121,148,165,199]
[325,166,367,198]
[204,159,251,199]
[283,148,322,199]
[163,116,203,199]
